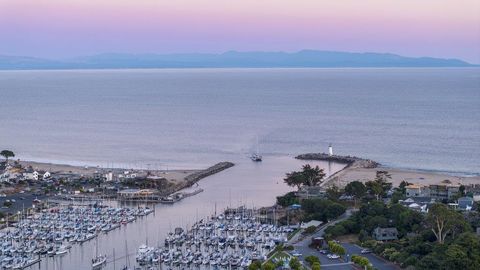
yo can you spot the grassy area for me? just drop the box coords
[267,251,291,265]
[288,228,301,240]
[335,234,358,243]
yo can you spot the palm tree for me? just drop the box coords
[0,150,15,164]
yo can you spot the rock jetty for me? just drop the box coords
[182,161,235,187]
[296,153,379,169]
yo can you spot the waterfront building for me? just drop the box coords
[405,184,429,197]
[429,183,460,200]
[117,188,156,200]
[405,183,460,200]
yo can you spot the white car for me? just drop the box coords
[361,249,371,254]
[327,254,340,259]
[292,252,302,257]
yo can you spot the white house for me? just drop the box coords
[104,172,114,181]
[24,171,39,180]
[43,171,51,179]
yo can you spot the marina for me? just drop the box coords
[135,207,293,269]
[0,157,343,270]
[0,204,154,269]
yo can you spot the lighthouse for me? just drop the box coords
[328,144,333,156]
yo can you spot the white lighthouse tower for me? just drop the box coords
[328,144,333,156]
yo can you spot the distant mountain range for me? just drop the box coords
[0,50,476,69]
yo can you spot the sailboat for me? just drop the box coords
[250,136,262,162]
[92,238,107,269]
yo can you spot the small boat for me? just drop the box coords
[250,153,262,162]
[250,136,262,162]
[92,254,107,269]
[92,237,106,269]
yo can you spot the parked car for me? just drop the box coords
[361,249,372,254]
[327,254,340,259]
[319,249,328,254]
[292,252,303,257]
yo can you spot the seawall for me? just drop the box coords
[182,161,235,188]
[295,153,379,169]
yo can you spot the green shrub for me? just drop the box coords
[305,255,320,266]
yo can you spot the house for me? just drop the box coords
[373,227,398,241]
[405,184,429,197]
[300,220,323,229]
[43,171,51,179]
[405,183,461,201]
[23,171,39,181]
[429,183,460,200]
[296,186,326,200]
[457,197,474,211]
[400,197,432,212]
[104,171,114,182]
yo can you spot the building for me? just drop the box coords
[405,184,429,197]
[373,227,398,241]
[296,186,326,200]
[104,171,114,182]
[300,220,323,229]
[429,183,460,200]
[117,189,156,200]
[400,197,432,213]
[457,197,474,211]
[404,183,460,200]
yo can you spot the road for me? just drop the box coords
[288,209,398,270]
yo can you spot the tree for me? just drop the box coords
[283,164,326,190]
[0,150,15,164]
[305,255,320,266]
[345,181,367,206]
[289,257,302,270]
[284,171,306,190]
[302,164,326,186]
[311,262,321,270]
[326,185,342,201]
[328,241,346,255]
[248,261,262,270]
[365,180,383,200]
[261,262,275,270]
[366,171,393,200]
[426,203,464,244]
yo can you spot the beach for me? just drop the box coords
[324,166,480,188]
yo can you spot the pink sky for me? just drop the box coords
[1,0,479,63]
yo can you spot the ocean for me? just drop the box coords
[0,68,479,175]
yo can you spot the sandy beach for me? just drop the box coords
[324,166,480,188]
[18,160,198,184]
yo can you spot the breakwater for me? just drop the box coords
[296,153,379,169]
[182,161,235,187]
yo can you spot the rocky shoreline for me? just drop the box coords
[182,161,235,188]
[296,153,379,169]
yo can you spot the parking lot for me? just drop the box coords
[0,191,47,215]
[288,211,399,270]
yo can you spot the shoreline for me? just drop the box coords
[296,152,480,187]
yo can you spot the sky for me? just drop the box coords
[1,0,479,63]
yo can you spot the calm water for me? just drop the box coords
[0,68,479,269]
[0,68,479,174]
